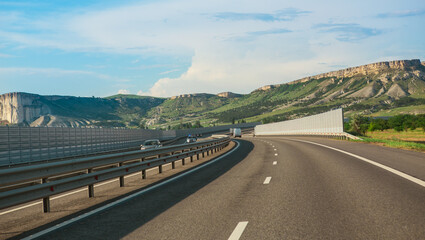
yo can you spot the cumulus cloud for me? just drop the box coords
[1,0,420,98]
[117,89,130,94]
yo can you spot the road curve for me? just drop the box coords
[15,137,425,240]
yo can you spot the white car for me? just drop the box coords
[140,139,162,150]
[186,136,197,143]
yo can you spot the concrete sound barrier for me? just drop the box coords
[254,109,344,136]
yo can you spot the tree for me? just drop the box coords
[368,118,389,131]
[193,120,202,128]
[350,115,369,136]
[388,115,404,132]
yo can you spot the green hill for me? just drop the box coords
[1,59,424,128]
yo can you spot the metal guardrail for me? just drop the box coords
[0,137,230,212]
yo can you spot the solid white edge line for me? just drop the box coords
[22,141,241,240]
[228,221,249,240]
[263,177,272,184]
[291,139,425,188]
[273,161,277,165]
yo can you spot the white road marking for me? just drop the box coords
[274,149,277,151]
[273,161,277,165]
[292,139,425,188]
[263,177,272,184]
[274,153,278,156]
[228,221,249,240]
[21,141,241,240]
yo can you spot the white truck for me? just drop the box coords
[232,128,242,138]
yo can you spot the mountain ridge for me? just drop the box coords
[253,59,424,92]
[1,59,424,127]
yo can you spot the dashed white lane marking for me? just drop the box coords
[273,161,277,165]
[228,221,249,240]
[274,149,277,151]
[274,153,278,156]
[291,139,425,188]
[263,177,272,184]
[21,141,241,240]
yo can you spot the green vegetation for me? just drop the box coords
[353,137,425,152]
[344,114,425,152]
[345,114,425,135]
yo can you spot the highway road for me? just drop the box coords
[11,136,425,239]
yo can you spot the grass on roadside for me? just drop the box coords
[351,136,425,152]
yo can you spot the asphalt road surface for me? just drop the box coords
[15,136,425,240]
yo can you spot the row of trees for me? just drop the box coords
[170,120,203,130]
[346,114,425,136]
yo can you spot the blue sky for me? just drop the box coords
[0,0,424,97]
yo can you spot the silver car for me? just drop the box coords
[186,136,197,143]
[140,139,162,150]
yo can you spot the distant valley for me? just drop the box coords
[1,59,425,128]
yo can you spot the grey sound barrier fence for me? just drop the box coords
[254,108,347,137]
[0,127,173,167]
[0,122,259,167]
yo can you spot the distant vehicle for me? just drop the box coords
[140,139,162,150]
[186,135,197,143]
[233,128,242,138]
[229,128,234,135]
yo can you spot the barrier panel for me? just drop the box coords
[0,122,259,167]
[254,109,344,136]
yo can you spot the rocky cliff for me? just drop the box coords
[0,92,165,127]
[254,59,423,92]
[0,92,51,124]
[216,92,243,98]
[290,59,422,85]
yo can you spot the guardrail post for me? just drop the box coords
[42,178,50,213]
[158,155,162,173]
[190,149,193,162]
[181,150,185,166]
[88,168,94,197]
[119,162,124,187]
[171,152,175,169]
[140,157,146,179]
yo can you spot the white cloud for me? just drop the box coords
[1,0,423,98]
[159,69,180,75]
[117,89,130,94]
